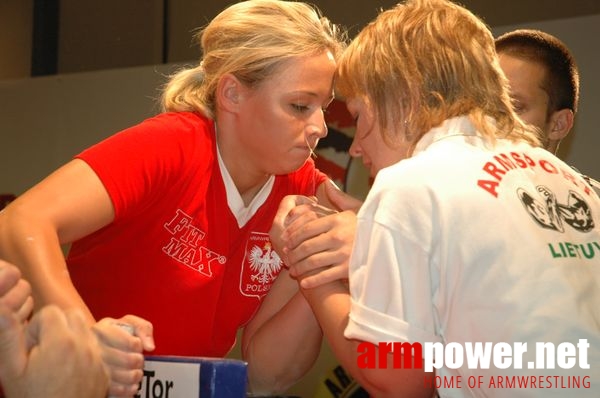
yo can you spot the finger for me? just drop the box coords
[285,202,337,230]
[100,342,144,377]
[119,315,155,352]
[93,320,144,356]
[15,295,34,323]
[107,363,144,388]
[286,235,334,269]
[324,180,363,211]
[0,278,32,320]
[288,247,348,278]
[284,215,335,251]
[25,305,69,348]
[282,197,319,227]
[274,195,314,227]
[299,265,349,289]
[286,213,353,266]
[0,304,27,382]
[107,379,143,397]
[0,262,23,297]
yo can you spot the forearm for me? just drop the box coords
[302,282,432,397]
[0,207,94,323]
[300,281,373,389]
[243,292,322,394]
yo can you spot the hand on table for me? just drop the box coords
[93,315,155,397]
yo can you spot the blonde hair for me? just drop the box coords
[161,0,346,118]
[336,0,540,154]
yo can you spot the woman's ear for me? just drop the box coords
[216,73,244,112]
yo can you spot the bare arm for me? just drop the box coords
[0,160,153,395]
[239,181,364,393]
[241,268,322,394]
[301,281,433,397]
[0,159,114,321]
[276,182,433,395]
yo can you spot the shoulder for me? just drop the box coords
[135,112,213,137]
[107,112,216,156]
[570,165,600,198]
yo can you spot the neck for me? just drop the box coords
[217,143,270,208]
[215,115,273,206]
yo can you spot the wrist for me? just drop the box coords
[300,278,347,302]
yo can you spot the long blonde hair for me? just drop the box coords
[161,0,346,119]
[336,0,540,154]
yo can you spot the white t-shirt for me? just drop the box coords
[345,116,600,397]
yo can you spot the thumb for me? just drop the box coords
[0,305,27,383]
[324,180,363,212]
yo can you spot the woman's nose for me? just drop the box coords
[349,137,362,157]
[308,110,328,138]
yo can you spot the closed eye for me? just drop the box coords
[291,104,309,113]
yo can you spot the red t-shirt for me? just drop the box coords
[68,112,326,356]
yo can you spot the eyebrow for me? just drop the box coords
[289,91,335,104]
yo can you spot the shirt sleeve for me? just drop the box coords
[344,214,440,346]
[75,113,209,219]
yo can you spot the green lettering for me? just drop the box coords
[548,243,562,258]
[566,242,576,257]
[581,243,594,259]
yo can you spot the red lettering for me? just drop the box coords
[477,179,500,197]
[494,153,517,172]
[497,376,505,388]
[510,152,528,168]
[357,341,424,369]
[562,167,578,185]
[483,161,507,181]
[378,342,393,368]
[393,342,423,369]
[434,376,460,388]
[540,159,559,174]
[424,375,435,388]
[357,342,376,369]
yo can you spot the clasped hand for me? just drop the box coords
[270,181,361,289]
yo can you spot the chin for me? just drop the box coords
[272,159,307,176]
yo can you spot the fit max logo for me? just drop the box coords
[162,209,226,276]
[240,233,283,299]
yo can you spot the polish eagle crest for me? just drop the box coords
[248,242,282,285]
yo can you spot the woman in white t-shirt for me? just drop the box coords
[271,0,600,396]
